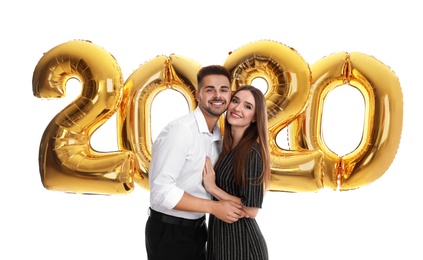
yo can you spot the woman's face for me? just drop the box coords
[226,90,256,129]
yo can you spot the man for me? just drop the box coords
[145,65,248,260]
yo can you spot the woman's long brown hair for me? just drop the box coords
[215,85,271,191]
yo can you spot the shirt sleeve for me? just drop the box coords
[149,122,193,210]
[240,144,264,208]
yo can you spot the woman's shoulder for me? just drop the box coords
[250,142,261,156]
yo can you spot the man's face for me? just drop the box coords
[196,74,231,118]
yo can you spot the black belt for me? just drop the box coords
[148,208,205,228]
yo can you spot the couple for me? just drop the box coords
[145,65,270,260]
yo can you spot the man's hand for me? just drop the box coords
[211,200,249,223]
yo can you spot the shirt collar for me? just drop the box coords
[193,107,222,140]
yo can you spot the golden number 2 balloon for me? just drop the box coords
[224,40,324,192]
[289,52,403,190]
[32,40,136,194]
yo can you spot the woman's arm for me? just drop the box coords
[203,157,260,218]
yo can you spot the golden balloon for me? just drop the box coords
[289,52,403,190]
[33,40,136,195]
[224,40,324,192]
[117,54,202,190]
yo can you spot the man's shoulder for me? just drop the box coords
[168,111,196,126]
[159,112,197,135]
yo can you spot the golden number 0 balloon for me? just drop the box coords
[224,40,324,192]
[289,52,403,190]
[117,55,202,190]
[32,40,136,194]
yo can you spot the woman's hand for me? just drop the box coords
[202,156,217,193]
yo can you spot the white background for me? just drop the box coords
[1,1,421,259]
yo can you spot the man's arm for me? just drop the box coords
[174,192,249,223]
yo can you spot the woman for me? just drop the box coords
[203,85,271,260]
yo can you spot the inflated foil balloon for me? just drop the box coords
[118,55,202,190]
[33,40,136,195]
[224,40,324,192]
[289,52,403,190]
[33,39,403,194]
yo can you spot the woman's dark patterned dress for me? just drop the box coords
[207,143,268,260]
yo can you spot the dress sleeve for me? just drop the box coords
[240,144,264,208]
